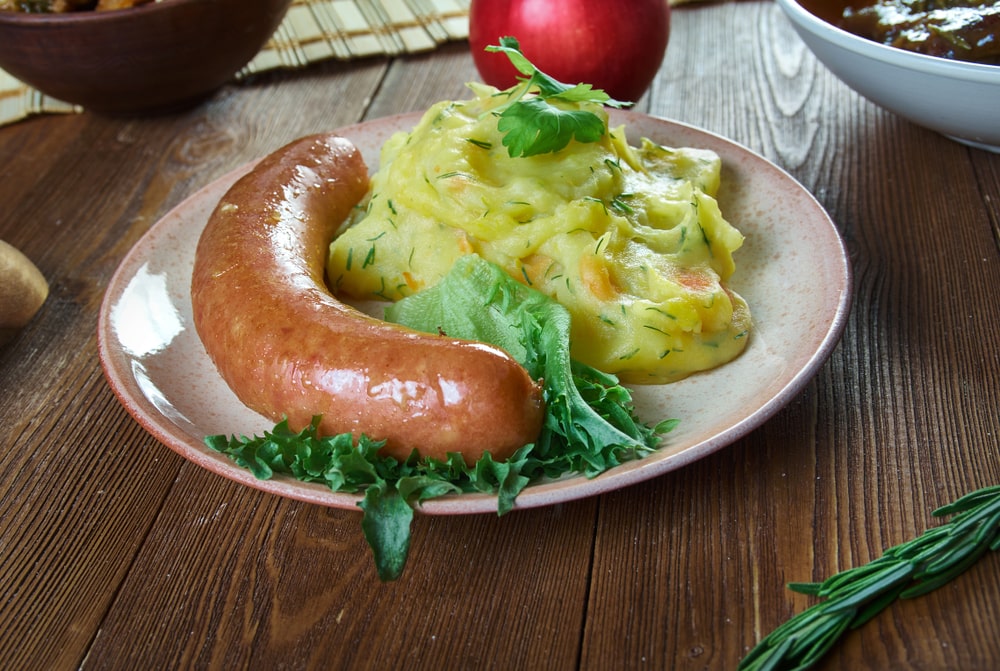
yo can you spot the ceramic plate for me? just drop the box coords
[98,111,852,515]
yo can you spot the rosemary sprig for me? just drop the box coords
[739,485,1000,671]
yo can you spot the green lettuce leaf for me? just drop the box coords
[386,254,671,476]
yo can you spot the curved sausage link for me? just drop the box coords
[191,133,545,464]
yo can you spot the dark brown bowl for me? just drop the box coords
[0,0,292,115]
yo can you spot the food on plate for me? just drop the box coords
[190,133,545,466]
[802,0,1000,65]
[0,239,48,345]
[328,45,750,384]
[196,41,732,581]
[0,0,155,11]
[208,252,671,581]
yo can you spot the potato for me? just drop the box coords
[0,240,48,345]
[327,85,751,383]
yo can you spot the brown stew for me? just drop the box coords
[799,0,1000,65]
[0,0,154,11]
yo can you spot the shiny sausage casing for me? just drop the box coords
[191,133,545,464]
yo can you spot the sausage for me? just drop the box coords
[190,133,545,465]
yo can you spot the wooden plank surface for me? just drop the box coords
[0,3,998,670]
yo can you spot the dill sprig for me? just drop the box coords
[739,485,1000,671]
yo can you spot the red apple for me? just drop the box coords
[468,0,671,103]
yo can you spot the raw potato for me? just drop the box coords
[0,240,48,345]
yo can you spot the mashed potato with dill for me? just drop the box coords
[328,84,751,383]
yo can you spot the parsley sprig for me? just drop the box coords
[740,484,1000,670]
[485,36,631,158]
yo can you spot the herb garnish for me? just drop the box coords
[740,484,1000,670]
[485,37,631,158]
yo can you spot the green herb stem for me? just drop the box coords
[739,485,1000,671]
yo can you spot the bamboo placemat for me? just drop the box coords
[0,68,78,126]
[243,0,470,73]
[0,0,470,126]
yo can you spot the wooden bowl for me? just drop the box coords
[0,0,292,115]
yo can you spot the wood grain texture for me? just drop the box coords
[593,3,1000,670]
[0,3,998,670]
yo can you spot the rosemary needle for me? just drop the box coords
[739,485,1000,671]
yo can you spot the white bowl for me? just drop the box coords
[775,0,1000,153]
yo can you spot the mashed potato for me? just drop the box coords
[328,84,751,383]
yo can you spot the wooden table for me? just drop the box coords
[2,3,998,669]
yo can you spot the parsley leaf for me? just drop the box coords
[484,36,632,157]
[496,97,608,158]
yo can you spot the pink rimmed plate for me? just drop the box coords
[97,111,851,515]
